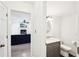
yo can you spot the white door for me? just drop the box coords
[0,2,8,57]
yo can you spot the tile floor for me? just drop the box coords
[11,43,31,57]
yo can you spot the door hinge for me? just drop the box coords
[6,13,8,17]
[6,35,8,39]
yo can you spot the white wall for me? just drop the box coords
[2,1,33,34]
[51,16,62,38]
[47,1,76,38]
[47,1,75,16]
[11,10,31,35]
[31,2,46,57]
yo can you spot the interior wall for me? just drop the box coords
[47,1,76,39]
[31,1,46,57]
[47,1,75,16]
[76,1,79,48]
[51,16,62,38]
[2,1,33,35]
[11,10,31,35]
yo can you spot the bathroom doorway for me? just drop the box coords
[11,10,31,57]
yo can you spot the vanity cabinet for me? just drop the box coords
[46,41,60,57]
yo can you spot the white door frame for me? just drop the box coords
[7,9,32,57]
[7,8,11,57]
[0,2,9,57]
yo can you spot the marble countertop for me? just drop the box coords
[46,38,60,44]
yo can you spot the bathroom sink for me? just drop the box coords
[46,38,60,44]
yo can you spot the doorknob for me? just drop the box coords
[0,44,5,48]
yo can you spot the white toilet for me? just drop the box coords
[61,44,72,57]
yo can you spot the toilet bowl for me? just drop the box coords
[61,44,71,57]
